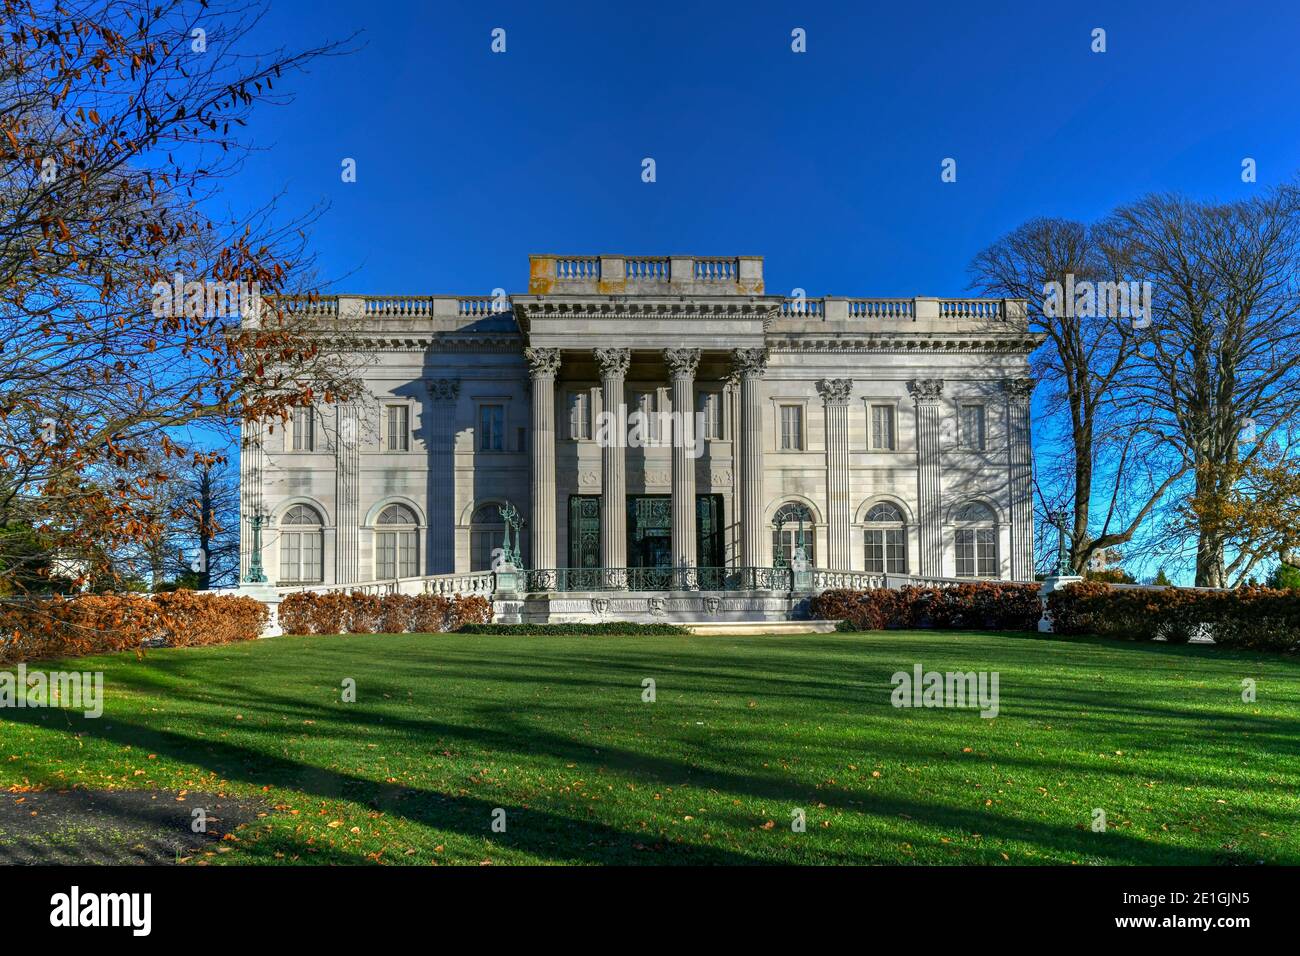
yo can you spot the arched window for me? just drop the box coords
[469,504,505,572]
[280,504,323,583]
[771,502,815,568]
[375,504,419,579]
[864,503,907,574]
[953,502,997,578]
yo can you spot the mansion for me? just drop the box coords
[240,254,1041,621]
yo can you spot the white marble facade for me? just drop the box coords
[241,255,1041,590]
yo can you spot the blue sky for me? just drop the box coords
[226,0,1300,298]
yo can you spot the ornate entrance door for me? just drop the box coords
[567,495,602,589]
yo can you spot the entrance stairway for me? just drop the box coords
[678,620,840,636]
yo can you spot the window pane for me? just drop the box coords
[281,533,300,581]
[977,528,997,576]
[886,528,906,573]
[871,405,895,450]
[962,405,986,450]
[956,530,974,577]
[865,529,884,572]
[780,405,802,450]
[292,407,313,451]
[303,533,322,581]
[399,531,417,577]
[377,532,396,579]
[480,405,503,451]
[470,531,495,572]
[386,405,409,451]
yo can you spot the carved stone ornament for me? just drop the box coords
[815,378,854,404]
[907,378,945,402]
[1001,378,1036,400]
[594,347,631,378]
[731,348,769,378]
[664,348,702,378]
[524,347,561,378]
[424,378,460,401]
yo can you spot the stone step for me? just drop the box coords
[679,620,840,636]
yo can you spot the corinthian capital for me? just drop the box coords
[524,347,562,378]
[816,378,853,405]
[663,348,701,378]
[907,378,945,402]
[424,377,460,401]
[594,347,631,378]
[731,347,769,379]
[1001,377,1036,400]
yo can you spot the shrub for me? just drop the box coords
[1048,583,1300,653]
[0,592,267,664]
[809,583,1041,632]
[277,591,492,635]
[456,622,687,636]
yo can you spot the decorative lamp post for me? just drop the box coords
[244,510,268,584]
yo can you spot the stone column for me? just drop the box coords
[817,378,854,569]
[335,404,361,584]
[665,349,701,583]
[239,418,266,581]
[595,348,630,583]
[1003,378,1035,581]
[733,348,769,567]
[424,378,459,574]
[525,348,561,571]
[908,379,945,577]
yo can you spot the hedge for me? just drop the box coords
[0,591,268,665]
[277,591,492,636]
[456,622,688,636]
[809,583,1042,632]
[1048,582,1300,653]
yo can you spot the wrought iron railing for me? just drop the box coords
[522,566,794,592]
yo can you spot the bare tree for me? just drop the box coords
[0,0,363,597]
[969,218,1185,573]
[1105,185,1300,586]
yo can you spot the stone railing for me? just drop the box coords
[265,294,512,321]
[777,296,1019,323]
[529,254,764,295]
[846,298,914,320]
[811,569,888,590]
[275,571,496,598]
[938,299,1003,320]
[522,566,794,592]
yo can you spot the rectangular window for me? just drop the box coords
[960,404,987,451]
[779,405,804,450]
[865,529,907,574]
[291,406,314,451]
[870,404,896,450]
[478,404,504,451]
[280,532,322,583]
[376,530,417,579]
[956,529,997,577]
[772,529,814,567]
[568,391,591,440]
[697,392,723,440]
[470,531,497,572]
[631,390,659,441]
[385,404,410,451]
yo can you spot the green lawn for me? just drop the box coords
[2,630,1297,865]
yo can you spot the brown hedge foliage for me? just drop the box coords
[0,592,268,664]
[1048,582,1300,653]
[277,591,492,636]
[809,583,1042,632]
